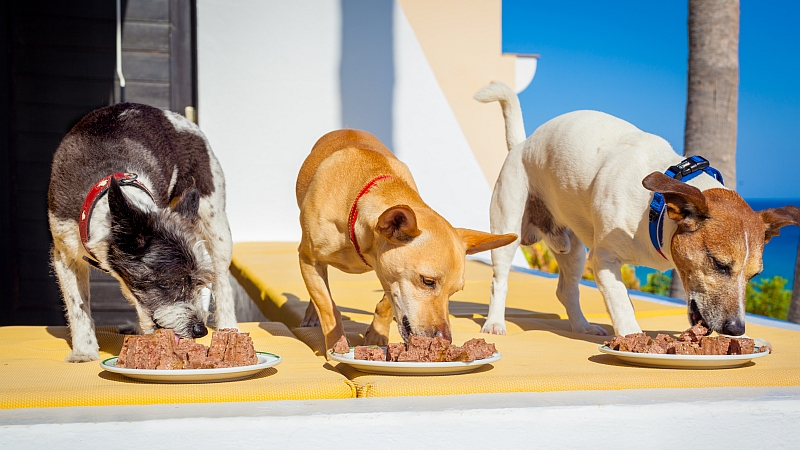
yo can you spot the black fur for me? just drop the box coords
[48,103,215,222]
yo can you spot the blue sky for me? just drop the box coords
[502,0,800,199]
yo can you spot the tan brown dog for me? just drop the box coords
[296,129,517,353]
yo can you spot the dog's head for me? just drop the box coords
[105,177,215,339]
[643,172,800,335]
[372,205,517,342]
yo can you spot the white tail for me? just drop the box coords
[474,82,526,152]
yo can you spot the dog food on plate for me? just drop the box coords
[116,328,258,369]
[334,335,497,362]
[604,323,765,355]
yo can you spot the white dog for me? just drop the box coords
[475,82,799,337]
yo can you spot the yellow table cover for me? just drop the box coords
[231,242,685,328]
[232,242,800,398]
[0,322,355,409]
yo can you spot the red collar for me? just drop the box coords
[348,175,392,268]
[78,172,155,271]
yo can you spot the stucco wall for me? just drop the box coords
[197,0,526,251]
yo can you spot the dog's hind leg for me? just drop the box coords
[484,153,527,335]
[589,247,642,336]
[52,246,99,362]
[364,294,392,345]
[552,230,607,336]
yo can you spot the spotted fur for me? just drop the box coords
[48,103,237,362]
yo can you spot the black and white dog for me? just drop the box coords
[48,103,237,362]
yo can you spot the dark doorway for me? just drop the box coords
[0,0,197,326]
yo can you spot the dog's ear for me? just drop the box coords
[456,229,518,255]
[377,205,420,244]
[107,176,152,252]
[759,205,800,243]
[172,186,200,222]
[642,172,709,231]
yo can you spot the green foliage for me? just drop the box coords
[641,271,672,297]
[746,276,791,320]
[522,244,795,322]
[521,242,639,289]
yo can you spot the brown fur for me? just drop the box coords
[297,130,516,353]
[643,172,800,335]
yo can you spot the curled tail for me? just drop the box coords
[474,82,526,152]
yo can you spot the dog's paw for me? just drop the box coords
[300,302,320,327]
[364,326,389,346]
[573,323,609,336]
[65,350,100,363]
[481,321,507,335]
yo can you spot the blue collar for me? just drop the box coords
[648,155,724,259]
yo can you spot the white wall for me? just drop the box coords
[197,1,342,242]
[197,0,497,242]
[391,2,492,233]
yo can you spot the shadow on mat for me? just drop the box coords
[588,354,756,370]
[97,367,279,383]
[283,292,375,316]
[47,325,126,358]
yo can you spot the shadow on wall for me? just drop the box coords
[339,0,394,151]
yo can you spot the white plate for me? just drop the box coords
[598,345,769,369]
[329,348,501,375]
[100,351,282,383]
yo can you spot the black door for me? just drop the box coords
[0,0,197,326]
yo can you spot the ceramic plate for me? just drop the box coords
[329,348,501,375]
[100,351,281,383]
[598,345,768,369]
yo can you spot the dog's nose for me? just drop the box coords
[434,328,452,343]
[191,322,208,338]
[722,319,745,336]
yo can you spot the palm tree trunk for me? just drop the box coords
[671,0,740,299]
[788,243,800,324]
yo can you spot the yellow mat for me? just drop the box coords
[0,322,356,409]
[231,242,685,329]
[232,242,800,398]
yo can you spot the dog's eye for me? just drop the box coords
[709,256,732,276]
[420,276,436,289]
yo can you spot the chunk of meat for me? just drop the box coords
[332,335,350,354]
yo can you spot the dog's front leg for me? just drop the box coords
[198,210,238,330]
[364,293,392,345]
[298,252,345,356]
[52,247,99,362]
[553,231,607,335]
[590,249,642,336]
[211,273,237,329]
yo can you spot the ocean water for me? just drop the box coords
[635,198,800,288]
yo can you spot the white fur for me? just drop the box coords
[49,182,161,362]
[165,110,238,330]
[737,231,750,322]
[168,165,179,197]
[477,82,726,336]
[49,214,98,362]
